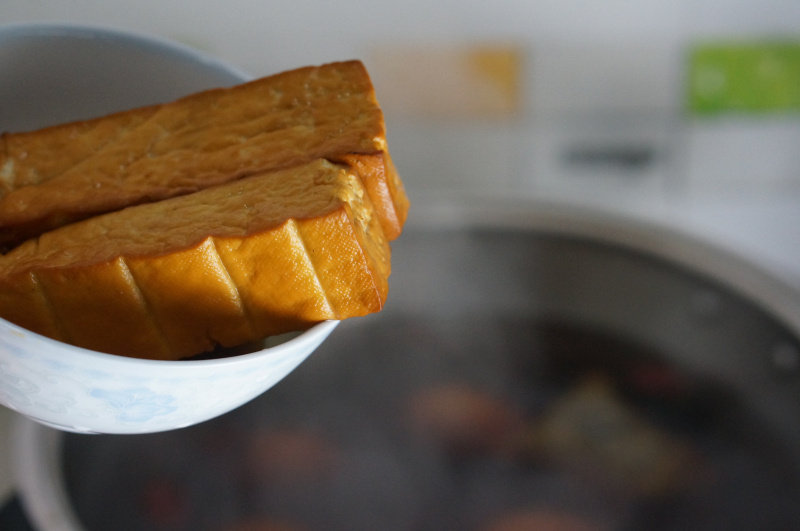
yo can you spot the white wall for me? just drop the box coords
[2,0,798,76]
[2,0,799,205]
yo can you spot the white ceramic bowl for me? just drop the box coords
[0,23,339,434]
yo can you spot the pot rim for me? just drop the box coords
[407,196,800,341]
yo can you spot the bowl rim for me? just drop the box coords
[0,317,341,367]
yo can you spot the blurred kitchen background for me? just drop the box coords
[1,1,800,526]
[1,0,798,274]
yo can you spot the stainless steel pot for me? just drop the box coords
[13,200,800,530]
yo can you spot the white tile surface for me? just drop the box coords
[530,42,682,116]
[686,117,800,192]
[516,116,681,201]
[387,120,518,198]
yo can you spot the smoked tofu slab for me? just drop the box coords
[0,61,407,360]
[0,60,408,249]
[0,159,391,360]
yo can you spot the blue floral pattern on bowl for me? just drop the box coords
[90,387,178,423]
[0,319,337,433]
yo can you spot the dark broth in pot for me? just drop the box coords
[61,313,800,530]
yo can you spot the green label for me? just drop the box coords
[688,41,800,114]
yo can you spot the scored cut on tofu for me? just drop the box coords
[0,158,390,360]
[0,60,408,249]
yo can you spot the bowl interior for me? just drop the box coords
[0,23,248,132]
